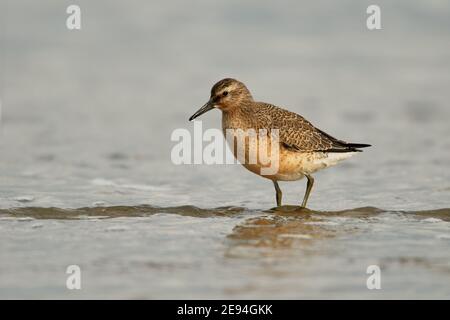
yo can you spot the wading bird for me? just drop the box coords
[189,78,370,208]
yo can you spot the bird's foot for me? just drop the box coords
[269,205,310,213]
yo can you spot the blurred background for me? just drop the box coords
[0,0,449,299]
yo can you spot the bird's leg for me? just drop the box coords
[273,180,282,207]
[301,174,314,208]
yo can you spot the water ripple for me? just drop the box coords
[0,205,449,221]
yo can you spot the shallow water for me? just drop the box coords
[0,205,449,299]
[1,1,450,298]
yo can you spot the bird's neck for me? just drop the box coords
[221,102,255,130]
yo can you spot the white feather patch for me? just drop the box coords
[314,152,357,168]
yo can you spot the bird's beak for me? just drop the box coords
[189,99,215,121]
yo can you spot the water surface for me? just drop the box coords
[0,0,449,299]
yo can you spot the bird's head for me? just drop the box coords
[189,78,253,121]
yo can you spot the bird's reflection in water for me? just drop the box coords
[225,206,384,257]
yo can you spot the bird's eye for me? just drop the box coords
[222,91,228,97]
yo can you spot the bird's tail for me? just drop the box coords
[345,143,371,149]
[316,128,371,152]
[327,142,371,153]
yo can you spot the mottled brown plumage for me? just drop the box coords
[240,102,368,153]
[189,78,371,208]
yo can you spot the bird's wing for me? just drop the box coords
[254,103,366,152]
